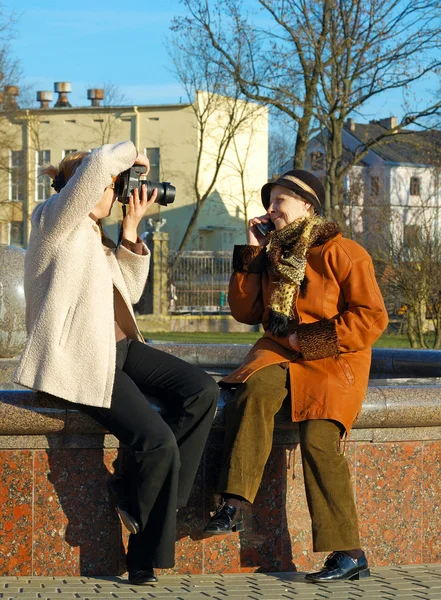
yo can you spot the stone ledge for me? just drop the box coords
[0,433,120,449]
[2,426,441,449]
[1,383,441,438]
[1,345,440,442]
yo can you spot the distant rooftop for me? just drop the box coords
[0,82,192,111]
[344,119,441,166]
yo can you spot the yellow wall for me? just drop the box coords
[0,96,268,250]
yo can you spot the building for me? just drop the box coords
[282,117,441,251]
[0,84,268,250]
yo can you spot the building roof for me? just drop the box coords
[308,132,370,168]
[344,122,441,167]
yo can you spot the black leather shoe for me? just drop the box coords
[305,551,370,582]
[108,477,140,535]
[203,501,245,535]
[128,568,158,585]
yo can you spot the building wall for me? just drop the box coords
[184,91,268,250]
[304,130,441,251]
[0,94,268,251]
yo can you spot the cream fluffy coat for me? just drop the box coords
[14,141,150,409]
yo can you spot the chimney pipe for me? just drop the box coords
[36,91,53,109]
[3,85,20,108]
[377,116,398,130]
[345,118,355,131]
[87,88,105,107]
[54,82,72,108]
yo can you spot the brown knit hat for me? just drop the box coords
[261,169,325,215]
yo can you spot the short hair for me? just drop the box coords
[39,151,89,191]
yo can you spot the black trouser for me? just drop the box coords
[80,339,218,570]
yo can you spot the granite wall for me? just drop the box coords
[1,344,440,576]
[0,397,440,576]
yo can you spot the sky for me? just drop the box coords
[5,0,439,125]
[7,0,188,107]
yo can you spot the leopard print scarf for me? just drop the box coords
[267,215,340,336]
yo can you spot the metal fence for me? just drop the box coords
[168,250,233,313]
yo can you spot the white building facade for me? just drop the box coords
[300,118,441,252]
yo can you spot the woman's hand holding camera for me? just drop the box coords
[134,151,150,171]
[122,153,158,243]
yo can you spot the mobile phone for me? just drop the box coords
[255,220,275,237]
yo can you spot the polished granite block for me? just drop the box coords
[282,445,314,572]
[356,441,423,566]
[1,435,441,576]
[203,531,242,574]
[422,441,441,564]
[0,450,33,575]
[282,442,358,572]
[202,443,242,574]
[162,461,205,576]
[238,446,285,572]
[32,448,121,576]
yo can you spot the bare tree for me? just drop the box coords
[316,0,441,216]
[268,120,295,178]
[373,175,441,348]
[168,32,265,253]
[0,4,26,243]
[222,124,262,236]
[171,0,331,169]
[172,1,441,216]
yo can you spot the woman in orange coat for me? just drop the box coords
[203,170,388,582]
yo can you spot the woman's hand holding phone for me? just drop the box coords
[247,214,274,246]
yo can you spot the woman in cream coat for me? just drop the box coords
[14,141,218,585]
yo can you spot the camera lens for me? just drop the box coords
[145,181,176,206]
[115,166,176,206]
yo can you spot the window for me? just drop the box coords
[63,149,77,158]
[404,224,421,250]
[145,147,160,181]
[310,151,325,171]
[36,150,51,202]
[410,177,421,196]
[9,220,24,246]
[370,175,380,198]
[10,150,25,201]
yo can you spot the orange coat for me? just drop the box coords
[221,233,388,432]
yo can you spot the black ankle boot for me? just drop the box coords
[128,568,158,585]
[108,477,140,535]
[305,551,370,583]
[203,500,245,535]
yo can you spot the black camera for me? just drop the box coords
[114,165,176,206]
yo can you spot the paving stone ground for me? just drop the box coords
[1,565,441,600]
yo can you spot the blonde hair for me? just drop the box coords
[40,151,89,192]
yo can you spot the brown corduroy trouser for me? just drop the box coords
[218,363,361,552]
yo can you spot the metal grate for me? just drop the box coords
[168,250,233,313]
